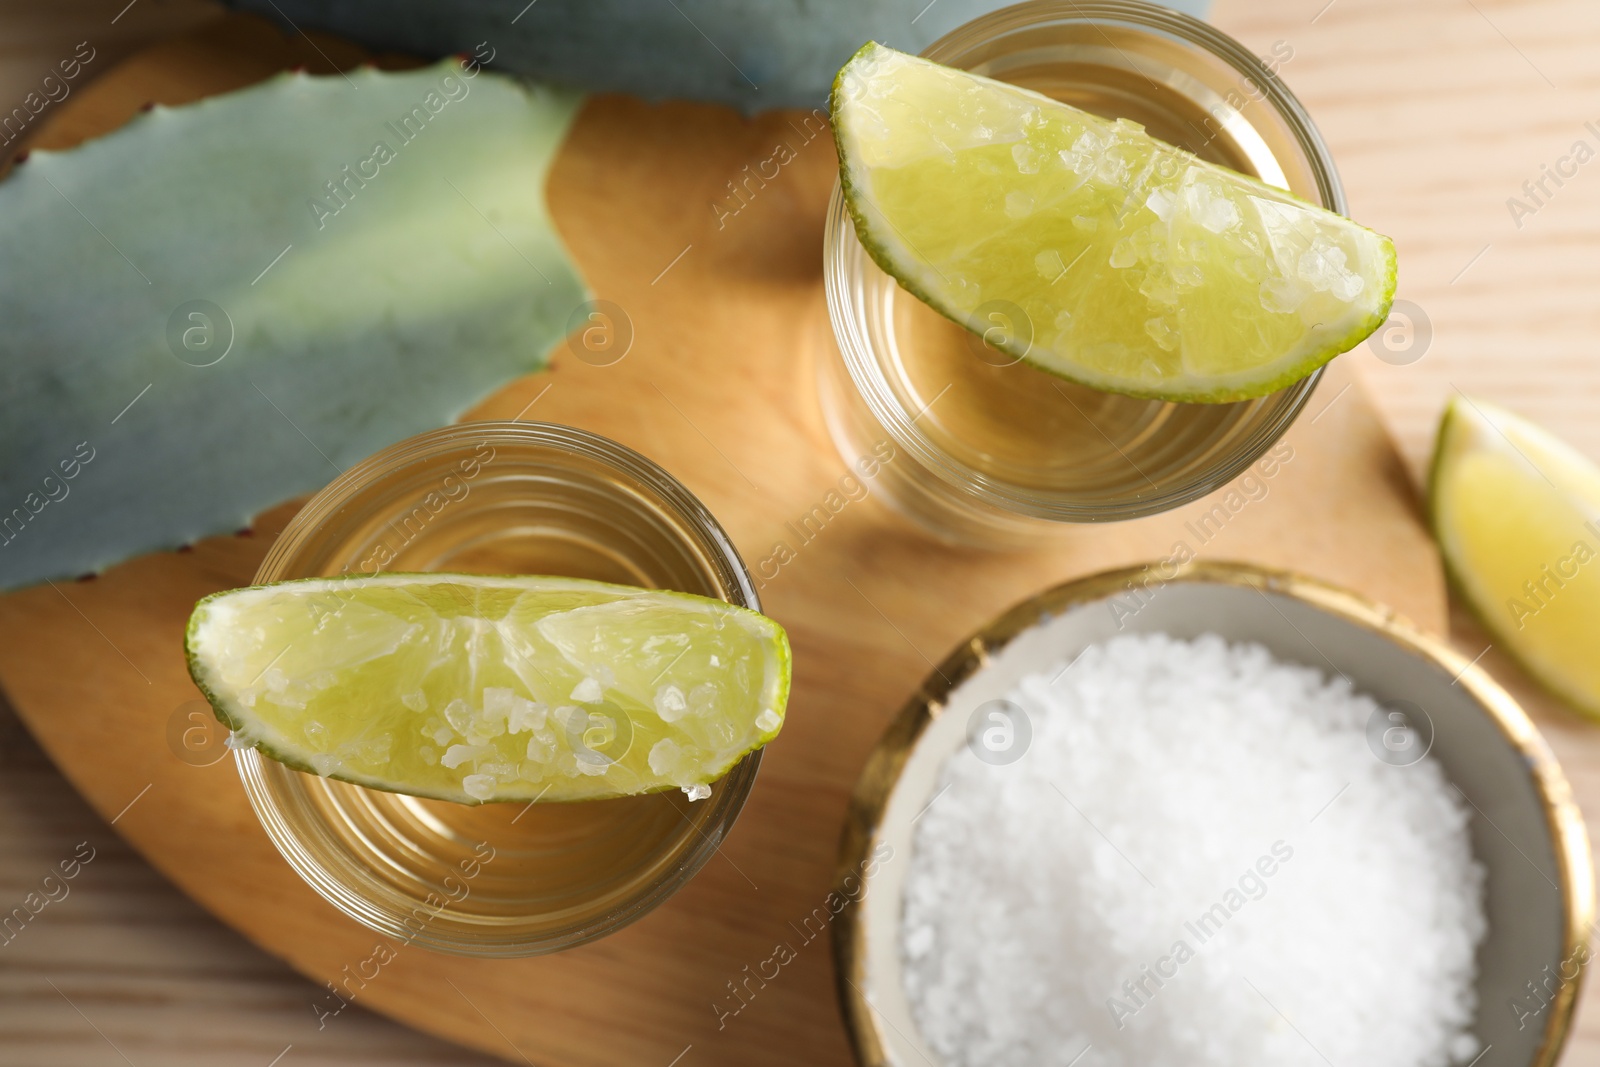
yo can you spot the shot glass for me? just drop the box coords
[820,0,1344,546]
[236,421,762,956]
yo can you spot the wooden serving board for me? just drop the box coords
[0,16,1444,1067]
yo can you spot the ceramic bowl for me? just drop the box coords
[834,560,1592,1067]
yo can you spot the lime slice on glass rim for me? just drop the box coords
[1429,396,1600,719]
[185,574,791,804]
[830,42,1397,403]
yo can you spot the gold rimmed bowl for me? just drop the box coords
[834,560,1592,1067]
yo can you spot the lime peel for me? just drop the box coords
[185,573,791,804]
[830,42,1398,403]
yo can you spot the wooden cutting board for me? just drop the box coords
[0,15,1444,1067]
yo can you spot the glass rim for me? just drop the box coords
[256,419,762,611]
[823,0,1346,522]
[237,419,765,956]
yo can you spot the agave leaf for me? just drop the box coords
[229,0,1211,112]
[0,59,586,591]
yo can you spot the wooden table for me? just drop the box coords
[1,0,1598,1064]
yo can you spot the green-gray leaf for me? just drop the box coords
[0,59,587,591]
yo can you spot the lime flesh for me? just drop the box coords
[831,42,1397,403]
[1429,396,1600,718]
[185,574,791,804]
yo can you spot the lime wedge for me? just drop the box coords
[1429,396,1600,718]
[831,42,1397,403]
[185,574,790,804]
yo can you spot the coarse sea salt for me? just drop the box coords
[902,632,1486,1067]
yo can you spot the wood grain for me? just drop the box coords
[0,0,1593,1064]
[1216,0,1600,476]
[0,691,503,1067]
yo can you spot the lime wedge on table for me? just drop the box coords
[1430,396,1600,718]
[185,574,791,804]
[831,42,1397,403]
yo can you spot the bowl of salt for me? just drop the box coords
[835,560,1591,1067]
